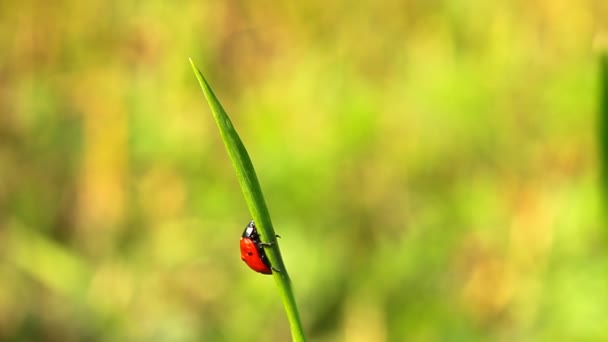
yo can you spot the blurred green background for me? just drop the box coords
[1,1,607,341]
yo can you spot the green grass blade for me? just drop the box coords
[189,58,306,342]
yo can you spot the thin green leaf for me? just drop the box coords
[189,58,306,342]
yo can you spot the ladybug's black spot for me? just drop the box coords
[247,252,253,256]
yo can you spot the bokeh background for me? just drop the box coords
[1,1,608,341]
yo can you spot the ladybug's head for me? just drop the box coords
[242,220,258,238]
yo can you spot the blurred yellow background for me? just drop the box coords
[1,0,607,341]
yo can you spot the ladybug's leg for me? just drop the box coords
[258,234,281,273]
[259,234,281,247]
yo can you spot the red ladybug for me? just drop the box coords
[240,221,277,274]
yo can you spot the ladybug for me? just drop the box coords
[240,220,278,274]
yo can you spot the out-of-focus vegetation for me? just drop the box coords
[1,1,607,341]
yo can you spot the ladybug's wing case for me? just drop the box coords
[240,237,272,274]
